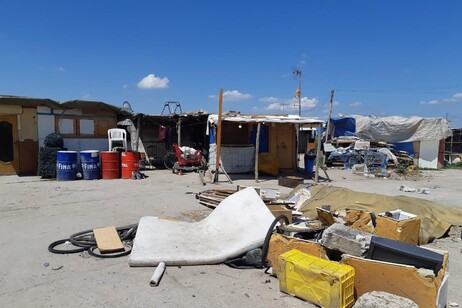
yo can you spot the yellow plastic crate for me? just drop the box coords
[278,249,355,308]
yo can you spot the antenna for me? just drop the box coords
[292,68,302,116]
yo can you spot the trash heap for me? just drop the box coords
[194,185,452,308]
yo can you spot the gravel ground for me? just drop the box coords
[0,167,461,307]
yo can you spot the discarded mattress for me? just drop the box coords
[297,185,462,244]
[129,187,275,266]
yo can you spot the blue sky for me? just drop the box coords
[1,1,462,127]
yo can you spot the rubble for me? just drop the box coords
[321,223,372,257]
[353,291,418,308]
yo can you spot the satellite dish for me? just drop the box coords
[122,101,133,112]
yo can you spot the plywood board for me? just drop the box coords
[341,253,448,308]
[93,226,124,253]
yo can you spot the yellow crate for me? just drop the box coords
[278,249,355,308]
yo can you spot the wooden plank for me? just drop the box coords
[93,226,124,253]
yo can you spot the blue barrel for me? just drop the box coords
[57,151,77,181]
[80,150,100,180]
[304,153,316,177]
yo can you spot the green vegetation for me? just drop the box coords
[444,162,462,169]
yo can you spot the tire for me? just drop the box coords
[163,151,177,169]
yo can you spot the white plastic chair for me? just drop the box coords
[108,128,127,151]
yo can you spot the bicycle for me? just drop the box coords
[162,146,178,169]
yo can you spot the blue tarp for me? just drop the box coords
[331,117,356,137]
[249,124,269,153]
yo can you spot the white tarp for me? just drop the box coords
[129,187,275,267]
[352,115,452,142]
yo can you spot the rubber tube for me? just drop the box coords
[261,215,289,268]
[150,262,166,287]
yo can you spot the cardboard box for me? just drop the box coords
[267,205,292,223]
[374,209,421,245]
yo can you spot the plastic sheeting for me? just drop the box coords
[297,185,462,244]
[352,115,452,142]
[129,187,275,266]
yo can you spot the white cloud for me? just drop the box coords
[349,101,362,107]
[420,93,462,105]
[264,96,318,111]
[123,84,128,89]
[333,101,340,106]
[259,96,280,103]
[58,67,66,72]
[299,96,318,109]
[209,90,252,102]
[137,74,169,89]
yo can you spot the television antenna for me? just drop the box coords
[292,68,302,116]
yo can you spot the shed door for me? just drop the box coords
[270,124,295,170]
[0,116,19,175]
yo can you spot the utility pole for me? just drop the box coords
[322,89,335,165]
[293,69,302,116]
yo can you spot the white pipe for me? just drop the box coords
[150,262,166,287]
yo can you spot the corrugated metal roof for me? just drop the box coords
[207,114,324,125]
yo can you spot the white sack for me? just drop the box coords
[129,187,275,266]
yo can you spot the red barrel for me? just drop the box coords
[121,151,140,179]
[101,151,121,179]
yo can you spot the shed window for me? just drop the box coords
[58,118,75,135]
[80,119,95,135]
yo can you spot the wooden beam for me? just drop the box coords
[255,122,261,183]
[315,123,322,183]
[214,89,223,182]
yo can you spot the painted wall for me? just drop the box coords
[63,138,108,153]
[37,106,55,147]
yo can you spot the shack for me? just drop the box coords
[0,95,62,175]
[119,111,210,168]
[207,113,324,181]
[326,115,452,169]
[0,96,128,176]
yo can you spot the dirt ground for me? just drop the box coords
[0,167,461,308]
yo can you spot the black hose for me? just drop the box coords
[49,224,138,258]
[48,239,88,254]
[261,215,290,269]
[87,242,132,258]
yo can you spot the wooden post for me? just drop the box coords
[177,117,182,147]
[322,89,335,165]
[315,122,323,183]
[134,115,142,151]
[255,122,261,183]
[214,89,223,183]
[295,123,300,172]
